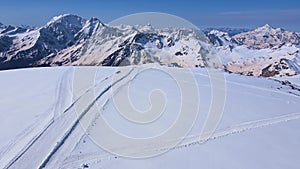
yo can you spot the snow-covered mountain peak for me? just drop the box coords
[233,24,300,49]
[49,14,82,22]
[209,30,229,36]
[0,22,6,32]
[0,24,29,36]
[46,14,86,28]
[207,30,232,46]
[256,24,273,31]
[253,24,286,35]
[206,24,300,77]
[40,14,87,47]
[85,17,104,29]
[74,17,105,41]
[137,24,155,32]
[88,17,103,24]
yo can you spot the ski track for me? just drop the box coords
[61,112,300,168]
[37,68,135,168]
[0,68,71,169]
[40,70,117,168]
[62,72,114,115]
[3,68,74,169]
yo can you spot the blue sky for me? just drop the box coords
[0,0,300,31]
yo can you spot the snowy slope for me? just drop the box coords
[216,44,300,76]
[0,66,299,169]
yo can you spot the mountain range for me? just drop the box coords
[0,14,299,77]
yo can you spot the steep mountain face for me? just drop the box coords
[40,14,86,50]
[0,15,299,77]
[0,23,30,55]
[0,14,86,69]
[39,22,213,68]
[0,25,28,35]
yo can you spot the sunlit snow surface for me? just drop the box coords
[0,66,299,169]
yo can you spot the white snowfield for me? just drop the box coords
[0,66,300,169]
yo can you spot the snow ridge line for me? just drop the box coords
[38,68,135,169]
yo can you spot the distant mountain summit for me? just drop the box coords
[0,14,89,69]
[208,24,300,49]
[202,27,251,36]
[0,14,299,77]
[233,24,300,49]
[208,24,300,76]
